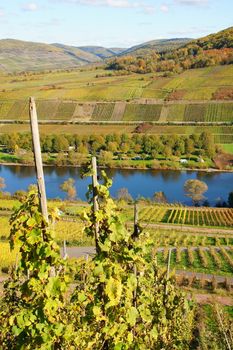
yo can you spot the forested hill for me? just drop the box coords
[194,26,233,49]
[106,27,233,74]
[118,38,191,57]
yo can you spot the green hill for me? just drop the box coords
[121,38,191,56]
[0,38,191,73]
[106,27,233,74]
[77,46,125,59]
[0,39,103,73]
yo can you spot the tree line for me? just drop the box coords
[0,131,217,161]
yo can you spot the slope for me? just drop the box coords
[0,39,102,73]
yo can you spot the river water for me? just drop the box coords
[0,165,232,206]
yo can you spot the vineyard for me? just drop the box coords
[155,246,233,277]
[1,213,233,278]
[0,194,232,348]
[139,205,233,227]
[122,104,162,121]
[91,103,115,121]
[179,103,233,122]
[1,98,233,124]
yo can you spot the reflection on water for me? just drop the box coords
[0,164,232,206]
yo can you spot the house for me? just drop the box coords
[180,158,188,164]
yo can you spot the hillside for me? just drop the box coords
[121,38,191,56]
[106,27,233,74]
[0,39,103,72]
[0,38,192,73]
[77,46,125,58]
[0,64,232,102]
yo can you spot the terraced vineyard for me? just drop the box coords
[122,104,162,121]
[181,103,233,122]
[1,99,232,124]
[91,103,115,121]
[139,205,233,227]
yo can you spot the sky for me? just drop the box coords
[0,0,232,48]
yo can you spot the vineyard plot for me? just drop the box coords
[156,246,233,276]
[139,206,233,227]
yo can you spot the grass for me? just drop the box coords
[0,152,19,163]
[0,242,19,274]
[221,144,233,154]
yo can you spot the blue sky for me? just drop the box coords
[0,0,232,47]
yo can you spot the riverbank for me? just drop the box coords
[0,159,233,173]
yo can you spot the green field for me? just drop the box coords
[0,65,232,102]
[0,64,232,128]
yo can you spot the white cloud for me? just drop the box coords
[57,0,155,13]
[22,3,38,11]
[160,4,169,12]
[174,0,208,6]
[0,8,5,17]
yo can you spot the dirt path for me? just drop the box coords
[191,293,233,306]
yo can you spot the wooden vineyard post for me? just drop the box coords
[29,97,48,222]
[165,248,172,295]
[167,247,172,279]
[133,202,139,238]
[133,203,139,301]
[91,156,100,253]
[29,97,56,276]
[63,240,68,259]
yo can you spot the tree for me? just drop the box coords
[153,191,168,204]
[60,178,76,200]
[184,179,208,205]
[99,150,113,165]
[199,132,215,158]
[53,135,69,152]
[185,138,194,157]
[116,187,133,202]
[164,145,172,158]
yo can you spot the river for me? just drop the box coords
[0,165,232,206]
